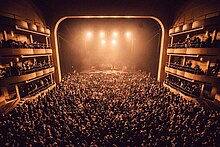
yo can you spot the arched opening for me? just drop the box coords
[52,16,166,83]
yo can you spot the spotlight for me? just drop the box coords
[101,39,106,44]
[100,32,105,37]
[112,39,116,45]
[113,32,118,37]
[126,32,131,38]
[86,32,92,38]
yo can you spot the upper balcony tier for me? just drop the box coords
[0,67,54,86]
[169,15,220,36]
[167,48,220,56]
[0,48,52,56]
[0,16,50,36]
[165,66,220,86]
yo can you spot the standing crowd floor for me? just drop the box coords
[0,71,219,146]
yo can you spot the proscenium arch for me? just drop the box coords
[52,16,167,83]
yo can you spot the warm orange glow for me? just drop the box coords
[54,15,166,83]
[112,39,116,45]
[100,32,105,37]
[113,32,118,37]
[126,32,131,38]
[86,32,92,38]
[101,39,106,44]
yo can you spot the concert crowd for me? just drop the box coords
[0,72,219,146]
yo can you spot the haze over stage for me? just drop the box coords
[80,65,130,74]
[58,19,161,77]
[81,69,128,74]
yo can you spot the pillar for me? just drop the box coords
[51,29,61,83]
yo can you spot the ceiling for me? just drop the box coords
[31,0,189,27]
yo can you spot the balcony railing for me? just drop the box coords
[164,80,200,98]
[0,41,51,49]
[0,64,54,78]
[168,42,204,48]
[20,64,54,75]
[166,62,204,75]
[28,82,53,96]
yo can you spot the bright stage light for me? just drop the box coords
[86,32,92,38]
[100,32,105,37]
[126,32,131,38]
[101,39,106,44]
[113,32,118,37]
[112,39,116,45]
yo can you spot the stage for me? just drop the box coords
[80,69,128,74]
